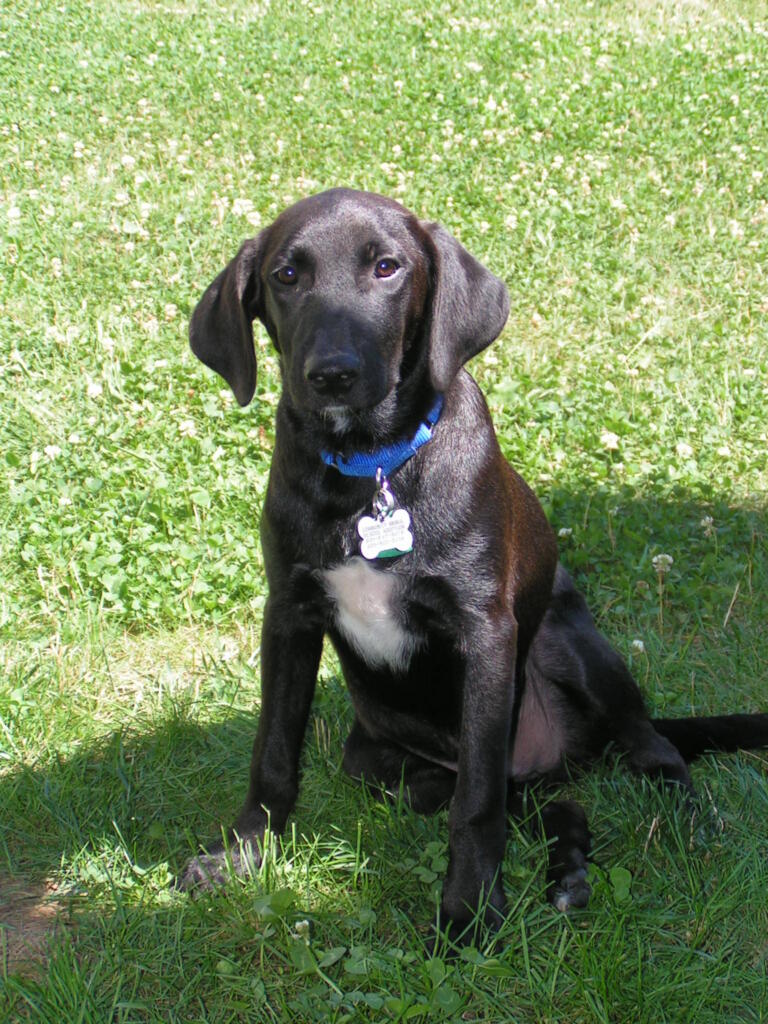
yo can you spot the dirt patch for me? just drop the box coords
[0,874,67,975]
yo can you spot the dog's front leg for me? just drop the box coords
[179,596,323,890]
[439,616,517,945]
[234,596,324,842]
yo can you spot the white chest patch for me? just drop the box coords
[323,557,419,672]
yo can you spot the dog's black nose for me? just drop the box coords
[304,351,361,395]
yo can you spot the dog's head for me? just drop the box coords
[190,189,509,430]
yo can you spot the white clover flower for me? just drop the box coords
[219,638,239,662]
[122,219,147,237]
[631,639,646,653]
[601,429,620,450]
[179,419,197,438]
[558,527,573,538]
[163,303,178,321]
[44,444,62,460]
[675,441,694,458]
[700,515,715,538]
[652,553,673,575]
[87,380,103,399]
[231,197,254,217]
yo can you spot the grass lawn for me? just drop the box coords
[2,0,767,1019]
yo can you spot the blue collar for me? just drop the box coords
[321,394,444,478]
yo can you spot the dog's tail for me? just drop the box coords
[652,714,768,762]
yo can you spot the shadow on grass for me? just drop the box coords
[0,696,354,887]
[2,489,767,886]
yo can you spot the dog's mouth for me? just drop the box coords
[309,385,402,445]
[320,404,357,435]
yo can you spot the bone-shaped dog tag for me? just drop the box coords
[358,508,413,560]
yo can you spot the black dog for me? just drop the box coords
[181,188,768,942]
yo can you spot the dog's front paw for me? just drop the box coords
[177,850,231,892]
[176,839,262,893]
[437,877,507,951]
[549,866,591,912]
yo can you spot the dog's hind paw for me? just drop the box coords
[550,867,591,912]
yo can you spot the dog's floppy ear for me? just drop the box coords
[422,223,510,393]
[189,234,266,407]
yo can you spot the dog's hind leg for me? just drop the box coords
[615,719,694,794]
[508,788,592,911]
[539,799,592,911]
[342,719,457,814]
[528,565,694,796]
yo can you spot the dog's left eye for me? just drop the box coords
[274,265,298,286]
[374,258,399,279]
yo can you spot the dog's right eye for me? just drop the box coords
[274,265,298,286]
[374,258,399,279]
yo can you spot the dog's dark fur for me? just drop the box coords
[182,188,768,942]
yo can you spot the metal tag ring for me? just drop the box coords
[373,467,395,519]
[374,486,395,518]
